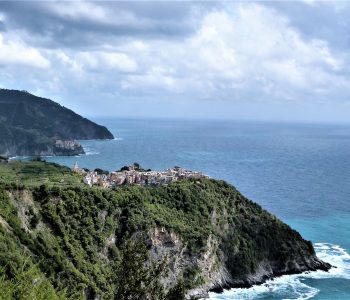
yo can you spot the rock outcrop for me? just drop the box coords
[147,227,331,299]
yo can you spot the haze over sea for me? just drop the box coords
[45,118,350,300]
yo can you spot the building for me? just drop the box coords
[81,165,209,188]
[72,162,87,175]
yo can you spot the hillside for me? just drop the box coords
[0,89,114,157]
[0,160,331,299]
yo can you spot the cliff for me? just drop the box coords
[0,89,114,157]
[0,160,331,299]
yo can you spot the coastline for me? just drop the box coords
[209,241,349,300]
[195,254,331,299]
[6,136,117,159]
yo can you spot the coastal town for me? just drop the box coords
[73,162,209,188]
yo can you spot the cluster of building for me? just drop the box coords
[72,162,209,188]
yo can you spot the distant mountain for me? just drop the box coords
[0,89,114,156]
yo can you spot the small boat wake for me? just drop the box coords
[209,243,350,299]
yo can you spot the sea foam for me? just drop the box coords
[84,149,100,155]
[209,243,350,300]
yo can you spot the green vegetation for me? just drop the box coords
[94,168,109,175]
[0,88,114,156]
[119,162,151,172]
[0,160,324,299]
[0,160,84,188]
[0,259,68,300]
[116,237,167,300]
[0,205,68,300]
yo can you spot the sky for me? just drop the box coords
[0,0,350,123]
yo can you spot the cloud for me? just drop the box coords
[0,1,211,48]
[78,52,138,72]
[264,1,350,51]
[0,1,349,122]
[0,33,50,68]
[49,1,109,21]
[119,3,345,103]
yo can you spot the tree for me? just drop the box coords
[115,237,167,300]
[31,156,45,162]
[94,168,109,175]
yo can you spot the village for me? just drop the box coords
[72,162,209,188]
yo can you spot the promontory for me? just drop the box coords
[0,159,331,299]
[0,89,114,157]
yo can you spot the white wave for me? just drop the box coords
[311,243,350,280]
[79,143,100,155]
[8,156,30,160]
[114,137,123,141]
[209,243,350,300]
[84,149,100,155]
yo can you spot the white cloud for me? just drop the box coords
[49,1,109,22]
[99,52,138,72]
[123,66,179,92]
[0,33,50,68]
[189,5,342,90]
[48,1,151,29]
[1,1,350,121]
[119,3,344,100]
[301,0,317,6]
[55,51,138,73]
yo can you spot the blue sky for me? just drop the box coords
[0,1,350,123]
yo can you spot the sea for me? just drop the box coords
[42,118,350,300]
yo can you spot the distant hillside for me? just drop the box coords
[0,89,114,156]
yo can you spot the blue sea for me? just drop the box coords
[44,118,350,300]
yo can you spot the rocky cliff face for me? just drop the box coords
[53,140,85,156]
[147,227,330,299]
[148,228,229,299]
[0,135,85,157]
[0,89,114,156]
